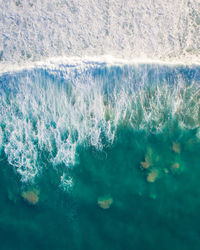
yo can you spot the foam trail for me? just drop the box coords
[0,127,3,152]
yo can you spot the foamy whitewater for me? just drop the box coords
[1,0,200,65]
[0,61,200,183]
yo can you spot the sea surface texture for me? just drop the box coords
[1,0,200,249]
[0,62,200,249]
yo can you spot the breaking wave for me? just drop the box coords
[0,61,200,182]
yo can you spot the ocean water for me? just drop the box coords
[0,62,200,250]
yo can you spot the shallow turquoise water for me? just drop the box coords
[0,63,200,249]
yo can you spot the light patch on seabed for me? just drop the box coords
[0,60,200,186]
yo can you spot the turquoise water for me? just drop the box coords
[0,63,200,249]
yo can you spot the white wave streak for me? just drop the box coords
[0,67,199,181]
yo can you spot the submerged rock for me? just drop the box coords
[22,189,39,205]
[98,196,113,209]
[147,169,159,183]
[141,160,150,169]
[171,162,180,170]
[141,147,153,169]
[172,143,181,153]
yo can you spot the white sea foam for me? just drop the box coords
[0,0,200,65]
[60,173,73,192]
